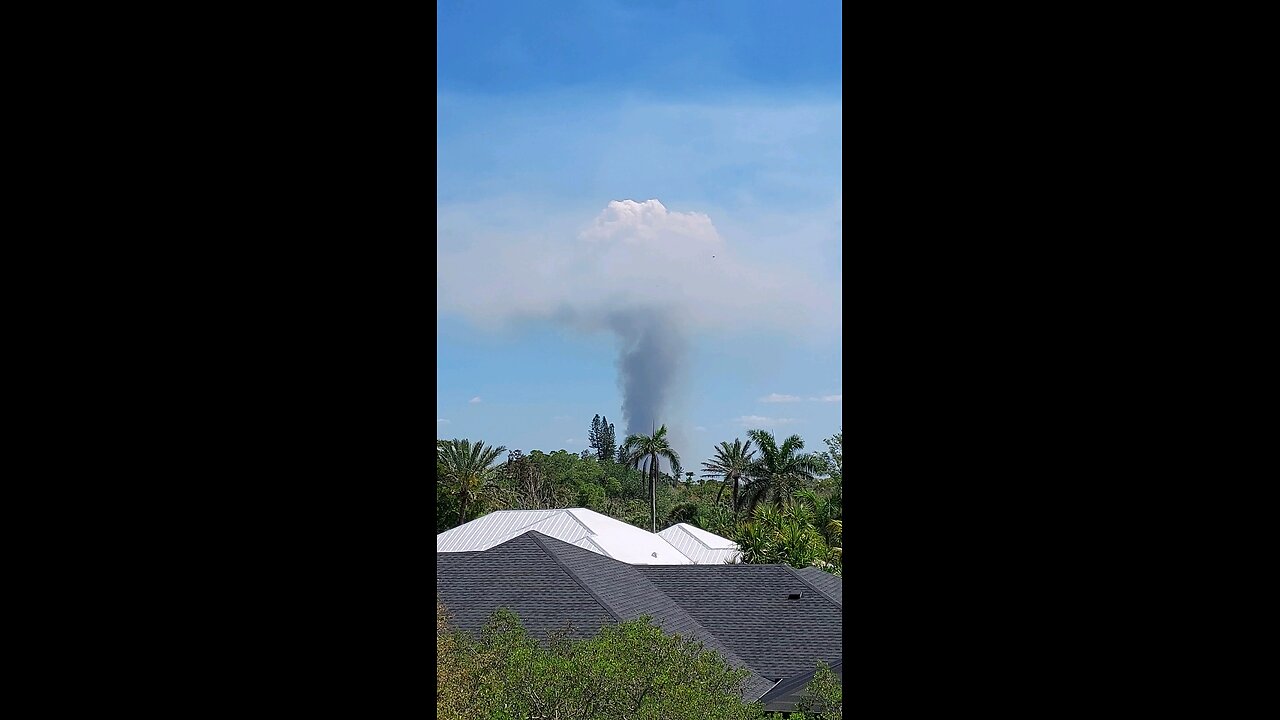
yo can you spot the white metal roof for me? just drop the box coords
[657,523,742,565]
[436,508,698,564]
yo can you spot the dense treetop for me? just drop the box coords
[438,417,842,574]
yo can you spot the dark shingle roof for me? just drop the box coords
[796,566,842,606]
[437,530,843,705]
[437,531,776,701]
[435,533,616,640]
[636,564,842,682]
[758,658,843,712]
[435,551,479,571]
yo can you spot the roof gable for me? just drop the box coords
[657,523,742,564]
[436,509,563,552]
[661,522,738,549]
[438,531,776,700]
[436,533,616,640]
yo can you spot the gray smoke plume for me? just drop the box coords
[608,308,687,436]
[437,199,829,463]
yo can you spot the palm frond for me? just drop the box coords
[779,433,806,456]
[659,448,682,477]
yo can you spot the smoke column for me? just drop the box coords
[438,198,829,467]
[608,308,687,437]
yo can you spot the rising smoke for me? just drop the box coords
[607,307,686,436]
[437,199,829,459]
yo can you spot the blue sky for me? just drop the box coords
[437,0,841,471]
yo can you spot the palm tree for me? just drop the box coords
[732,503,836,570]
[794,488,843,552]
[620,424,681,533]
[437,438,508,526]
[700,438,755,517]
[741,429,825,514]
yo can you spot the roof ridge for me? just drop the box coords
[675,524,713,549]
[484,511,570,549]
[452,532,781,702]
[782,565,841,608]
[526,531,623,622]
[663,534,697,563]
[561,508,601,536]
[575,535,615,559]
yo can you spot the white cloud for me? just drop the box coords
[437,199,832,336]
[695,426,707,432]
[735,415,798,427]
[469,396,483,404]
[760,393,802,403]
[437,418,450,424]
[566,438,576,444]
[808,394,841,402]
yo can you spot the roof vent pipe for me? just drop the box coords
[788,592,803,600]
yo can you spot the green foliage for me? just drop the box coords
[437,605,770,720]
[435,424,844,715]
[500,449,573,510]
[623,512,653,530]
[701,438,756,517]
[578,482,606,510]
[434,422,841,576]
[820,430,842,483]
[697,503,736,537]
[589,414,618,464]
[602,460,637,498]
[437,459,457,532]
[741,430,825,514]
[730,503,841,573]
[620,424,682,534]
[665,501,700,527]
[796,661,842,720]
[437,438,508,526]
[793,489,842,551]
[500,449,618,511]
[437,598,500,720]
[816,430,842,509]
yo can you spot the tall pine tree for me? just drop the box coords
[589,415,603,458]
[600,416,616,463]
[589,414,618,463]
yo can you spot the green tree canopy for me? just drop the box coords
[818,430,842,507]
[437,438,508,526]
[620,424,682,533]
[589,414,618,464]
[437,605,767,720]
[741,430,824,514]
[701,438,756,517]
[821,430,842,480]
[796,660,842,720]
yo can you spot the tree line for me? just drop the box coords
[437,416,842,574]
